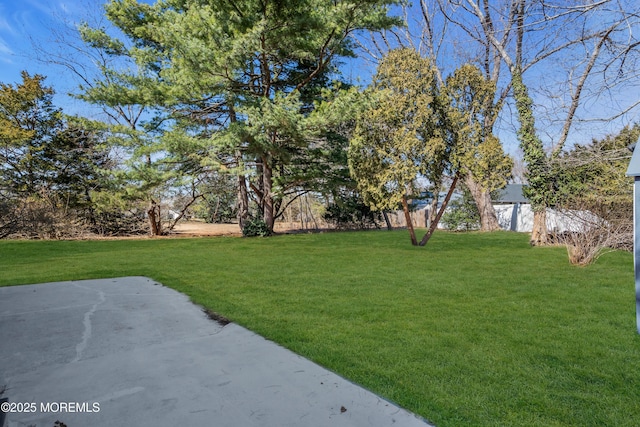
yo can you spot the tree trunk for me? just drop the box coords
[299,195,305,229]
[262,156,275,233]
[428,197,438,227]
[147,200,162,236]
[401,195,418,246]
[428,178,441,226]
[236,173,249,230]
[419,174,459,246]
[530,209,549,246]
[511,70,550,245]
[230,104,249,231]
[382,211,392,230]
[464,173,501,231]
[84,188,97,226]
[255,156,265,216]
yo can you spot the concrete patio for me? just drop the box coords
[0,277,431,427]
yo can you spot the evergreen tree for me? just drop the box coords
[0,72,62,197]
[80,0,401,233]
[348,48,449,245]
[0,73,112,238]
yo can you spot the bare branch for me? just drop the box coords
[553,26,617,156]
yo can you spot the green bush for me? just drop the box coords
[441,189,480,231]
[242,218,271,237]
[323,194,381,229]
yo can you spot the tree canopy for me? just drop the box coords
[553,124,639,217]
[79,0,402,233]
[349,48,512,245]
[444,64,512,231]
[3,0,640,255]
[349,49,446,213]
[0,73,113,238]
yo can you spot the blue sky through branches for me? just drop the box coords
[1,0,639,159]
[0,0,107,115]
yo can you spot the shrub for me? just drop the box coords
[441,190,480,231]
[323,195,381,229]
[242,218,271,237]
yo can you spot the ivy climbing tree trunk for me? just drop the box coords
[512,70,549,245]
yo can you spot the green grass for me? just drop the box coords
[1,230,639,426]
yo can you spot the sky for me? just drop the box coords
[0,0,101,114]
[0,0,382,120]
[1,0,639,159]
[0,0,381,118]
[0,0,78,83]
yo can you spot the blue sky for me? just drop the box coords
[1,0,638,159]
[0,0,379,117]
[0,0,75,82]
[0,0,99,113]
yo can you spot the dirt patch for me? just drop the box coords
[171,222,242,236]
[170,221,306,237]
[202,308,231,326]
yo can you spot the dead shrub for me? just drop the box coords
[552,201,632,265]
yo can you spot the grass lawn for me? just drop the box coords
[1,230,638,426]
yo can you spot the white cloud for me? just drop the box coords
[23,0,53,16]
[0,38,15,63]
[0,7,18,36]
